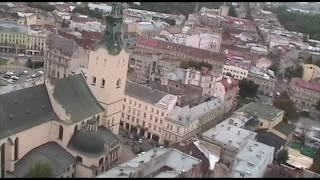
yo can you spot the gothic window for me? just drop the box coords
[99,158,103,166]
[92,76,96,85]
[1,143,5,178]
[59,125,63,140]
[76,156,82,163]
[14,138,19,160]
[101,79,105,88]
[116,79,121,88]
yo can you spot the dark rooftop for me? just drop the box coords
[13,142,75,177]
[0,85,57,139]
[68,126,120,157]
[256,130,286,153]
[125,80,166,104]
[47,33,79,56]
[52,74,104,123]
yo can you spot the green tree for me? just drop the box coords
[228,5,237,17]
[284,65,303,80]
[273,92,298,122]
[26,58,33,69]
[305,56,313,64]
[310,149,320,173]
[61,19,69,28]
[238,79,259,98]
[276,149,289,164]
[26,161,53,178]
[271,5,320,41]
[27,3,56,12]
[180,60,213,71]
[316,101,320,112]
[268,64,278,75]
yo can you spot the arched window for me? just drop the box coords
[92,76,96,85]
[14,138,18,161]
[58,125,63,140]
[76,156,82,163]
[1,143,5,178]
[97,115,100,125]
[116,79,121,89]
[74,125,78,133]
[101,79,105,88]
[99,158,103,166]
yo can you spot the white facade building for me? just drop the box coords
[231,140,274,178]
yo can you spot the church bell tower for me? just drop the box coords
[86,3,129,135]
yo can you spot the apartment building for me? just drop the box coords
[122,81,177,144]
[0,22,48,55]
[168,68,238,114]
[302,64,320,81]
[231,140,274,178]
[129,51,180,84]
[222,60,250,80]
[69,16,105,32]
[247,67,276,96]
[289,78,320,110]
[45,33,89,79]
[98,147,202,178]
[236,102,285,130]
[201,120,257,167]
[135,38,226,74]
[163,97,223,145]
[171,33,222,53]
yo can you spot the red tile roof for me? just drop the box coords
[71,16,95,23]
[293,78,320,92]
[136,38,226,62]
[81,30,103,41]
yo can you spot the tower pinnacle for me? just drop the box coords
[105,3,124,55]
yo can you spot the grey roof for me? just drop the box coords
[98,148,201,178]
[125,81,166,104]
[0,22,29,33]
[167,98,222,125]
[68,126,120,157]
[0,85,57,139]
[256,130,286,153]
[47,33,79,56]
[236,102,284,121]
[13,142,75,177]
[52,74,104,123]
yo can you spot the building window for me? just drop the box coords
[1,144,5,178]
[99,158,103,166]
[92,76,96,85]
[59,125,63,140]
[101,79,105,88]
[161,112,164,116]
[14,138,19,161]
[76,156,83,163]
[124,98,126,102]
[260,122,263,126]
[116,79,121,88]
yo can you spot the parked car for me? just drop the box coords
[10,76,19,80]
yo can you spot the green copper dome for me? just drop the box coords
[105,3,124,55]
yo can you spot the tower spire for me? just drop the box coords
[105,2,124,55]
